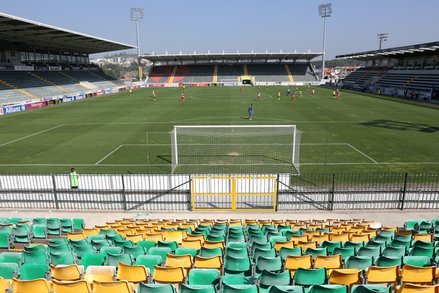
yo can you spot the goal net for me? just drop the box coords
[170,125,301,174]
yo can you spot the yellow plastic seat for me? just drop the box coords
[330,232,350,242]
[289,235,309,244]
[329,269,362,286]
[67,232,86,241]
[185,234,206,244]
[50,264,82,281]
[82,228,99,237]
[164,231,185,244]
[311,234,330,243]
[366,265,399,285]
[202,240,225,250]
[125,234,143,244]
[193,255,223,270]
[0,277,6,292]
[297,241,317,252]
[396,283,438,293]
[117,262,148,283]
[153,266,185,284]
[314,255,343,275]
[92,280,133,293]
[145,233,164,242]
[84,265,116,283]
[274,240,295,251]
[165,254,193,271]
[413,233,433,242]
[52,280,91,293]
[284,255,312,276]
[350,233,370,242]
[400,265,436,285]
[181,239,202,250]
[12,278,51,293]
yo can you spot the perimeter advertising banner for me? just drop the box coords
[3,104,26,114]
[26,101,47,110]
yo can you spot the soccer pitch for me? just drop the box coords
[0,86,438,174]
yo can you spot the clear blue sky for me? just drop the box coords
[2,0,438,59]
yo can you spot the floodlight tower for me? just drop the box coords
[318,3,332,82]
[131,8,144,81]
[377,33,389,50]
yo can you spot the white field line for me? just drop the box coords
[346,144,379,164]
[95,145,124,165]
[0,124,65,147]
[0,162,438,167]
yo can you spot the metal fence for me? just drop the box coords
[0,173,437,211]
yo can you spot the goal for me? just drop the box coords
[169,125,301,174]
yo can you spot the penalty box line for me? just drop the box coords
[0,124,66,147]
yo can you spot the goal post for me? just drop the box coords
[170,125,301,174]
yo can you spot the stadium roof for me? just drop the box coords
[336,41,439,60]
[0,12,135,54]
[142,51,323,63]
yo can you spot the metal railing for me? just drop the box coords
[0,173,437,211]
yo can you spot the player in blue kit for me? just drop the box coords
[248,104,253,120]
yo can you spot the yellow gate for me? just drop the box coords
[191,175,277,211]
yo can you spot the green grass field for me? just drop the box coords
[0,86,438,174]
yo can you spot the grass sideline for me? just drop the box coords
[0,86,438,174]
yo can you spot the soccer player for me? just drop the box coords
[291,93,297,102]
[240,86,244,95]
[248,104,253,120]
[336,89,341,101]
[183,84,186,91]
[129,87,132,95]
[152,90,156,102]
[299,90,303,97]
[307,84,311,91]
[180,93,185,102]
[257,91,261,100]
[277,91,281,100]
[332,90,336,98]
[287,88,291,96]
[311,88,316,96]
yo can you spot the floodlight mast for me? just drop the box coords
[318,3,332,83]
[378,33,389,50]
[130,8,144,81]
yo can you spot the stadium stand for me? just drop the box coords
[336,41,439,103]
[0,217,437,292]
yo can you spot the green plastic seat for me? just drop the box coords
[308,285,348,293]
[47,219,61,235]
[49,244,73,255]
[228,235,246,242]
[0,263,19,279]
[259,270,291,291]
[200,247,223,258]
[180,284,216,293]
[73,218,84,231]
[227,242,247,250]
[90,239,112,251]
[50,251,77,265]
[249,235,268,245]
[332,247,355,261]
[223,284,259,293]
[304,248,328,258]
[343,241,364,252]
[157,240,178,252]
[24,245,47,253]
[32,225,47,239]
[206,234,225,242]
[99,229,118,237]
[293,268,326,287]
[252,242,272,251]
[106,234,125,243]
[22,250,48,265]
[374,256,402,267]
[345,256,373,271]
[105,253,134,266]
[72,243,95,258]
[389,239,411,250]
[0,232,12,249]
[12,226,30,243]
[402,255,431,267]
[225,247,248,258]
[412,240,434,249]
[320,241,342,254]
[188,268,220,288]
[365,240,386,250]
[80,253,105,270]
[49,238,69,245]
[70,238,90,247]
[374,235,392,245]
[136,255,162,275]
[409,246,434,258]
[148,247,172,263]
[269,236,288,246]
[0,252,22,265]
[357,246,381,261]
[382,246,405,258]
[114,239,134,249]
[32,218,46,225]
[137,240,157,251]
[267,285,304,293]
[224,255,252,276]
[377,230,395,239]
[404,220,420,231]
[279,247,302,261]
[351,285,391,293]
[124,246,147,259]
[138,283,177,293]
[175,248,198,258]
[393,234,412,242]
[60,218,73,233]
[100,246,123,257]
[19,263,49,280]
[253,248,276,261]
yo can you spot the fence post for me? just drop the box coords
[51,174,59,210]
[187,176,192,211]
[400,173,408,210]
[275,174,280,211]
[121,174,127,211]
[329,173,335,211]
